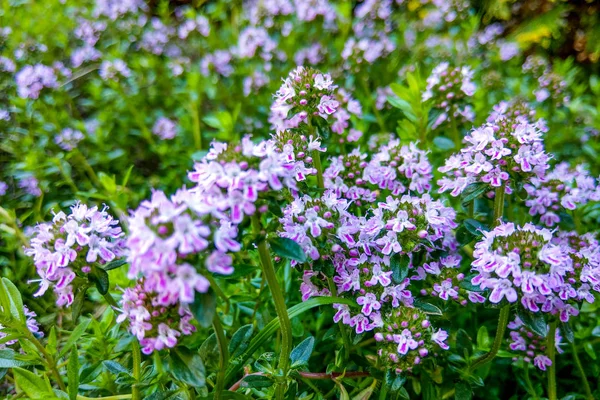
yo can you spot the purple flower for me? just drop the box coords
[15,64,58,99]
[152,117,177,140]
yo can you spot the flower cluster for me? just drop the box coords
[128,136,298,306]
[374,307,449,374]
[270,66,339,132]
[152,117,177,140]
[423,62,476,128]
[522,56,570,107]
[15,64,58,99]
[525,162,600,227]
[18,176,42,197]
[55,128,84,151]
[438,104,550,196]
[25,203,125,307]
[280,185,457,369]
[117,283,196,354]
[99,59,131,81]
[325,140,432,205]
[270,129,325,182]
[470,223,600,321]
[507,316,563,371]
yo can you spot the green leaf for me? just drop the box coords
[390,254,410,284]
[385,370,406,393]
[102,259,127,271]
[454,382,472,400]
[67,348,80,400]
[460,183,489,207]
[268,237,307,263]
[517,309,547,337]
[584,342,597,360]
[199,333,219,369]
[290,336,315,368]
[71,287,88,322]
[456,226,475,246]
[225,296,356,385]
[89,267,109,295]
[560,321,574,343]
[13,367,54,399]
[190,289,217,328]
[2,278,26,322]
[413,299,443,315]
[98,172,117,193]
[240,374,274,389]
[433,136,455,150]
[103,360,130,375]
[168,349,206,388]
[0,349,40,368]
[463,219,488,236]
[228,324,253,359]
[59,318,91,358]
[476,326,490,350]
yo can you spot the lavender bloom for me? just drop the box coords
[438,102,550,196]
[24,203,125,307]
[55,128,84,151]
[374,308,448,374]
[19,176,42,197]
[525,162,599,227]
[0,181,7,196]
[270,66,339,132]
[15,64,58,99]
[507,316,563,370]
[94,0,147,20]
[325,141,433,204]
[0,56,16,72]
[99,59,131,80]
[152,117,177,140]
[117,283,196,354]
[422,62,475,128]
[470,223,600,322]
[128,136,297,307]
[200,50,233,77]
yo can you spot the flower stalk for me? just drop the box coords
[547,321,558,400]
[252,215,292,399]
[132,340,141,400]
[469,186,508,373]
[212,315,229,400]
[571,340,593,400]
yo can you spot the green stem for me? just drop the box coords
[469,185,509,373]
[469,304,510,372]
[131,340,141,400]
[523,364,537,399]
[450,117,461,149]
[312,150,325,189]
[327,278,350,361]
[493,186,505,224]
[77,396,132,400]
[547,321,558,400]
[251,215,292,400]
[571,340,593,400]
[212,315,229,400]
[26,330,66,392]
